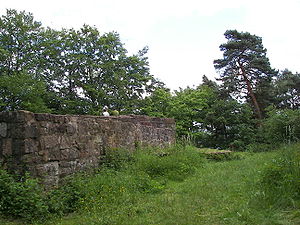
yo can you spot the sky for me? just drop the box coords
[1,0,300,90]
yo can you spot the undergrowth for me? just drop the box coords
[0,145,205,223]
[0,171,48,221]
[0,144,299,224]
[252,143,300,211]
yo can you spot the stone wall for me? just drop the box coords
[0,111,175,187]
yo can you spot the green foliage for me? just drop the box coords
[197,97,255,150]
[274,70,300,109]
[42,145,206,217]
[111,110,119,116]
[244,108,300,152]
[142,80,258,150]
[255,144,300,209]
[263,108,300,144]
[101,148,135,170]
[169,86,215,137]
[133,146,205,182]
[0,145,206,223]
[0,9,44,75]
[0,72,50,112]
[2,146,300,225]
[197,148,244,161]
[246,142,275,152]
[46,175,88,216]
[38,146,295,225]
[214,30,277,119]
[0,171,48,221]
[0,9,161,115]
[140,87,172,117]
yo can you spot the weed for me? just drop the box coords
[0,171,48,221]
[1,144,299,225]
[255,143,300,209]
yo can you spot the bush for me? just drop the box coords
[101,148,135,170]
[257,143,300,208]
[263,108,300,144]
[0,145,206,222]
[0,171,49,221]
[134,145,205,181]
[47,174,88,215]
[246,143,275,152]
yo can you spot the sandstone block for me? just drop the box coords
[24,139,38,153]
[1,138,12,156]
[0,122,7,137]
[24,125,39,138]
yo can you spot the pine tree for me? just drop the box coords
[214,30,277,119]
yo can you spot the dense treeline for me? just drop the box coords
[0,9,163,115]
[1,9,299,150]
[142,30,300,149]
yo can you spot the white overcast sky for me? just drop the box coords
[1,0,300,90]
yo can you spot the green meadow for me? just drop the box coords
[1,144,299,225]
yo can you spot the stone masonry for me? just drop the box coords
[0,111,175,187]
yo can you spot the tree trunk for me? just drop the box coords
[239,62,263,120]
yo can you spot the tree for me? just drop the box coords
[0,9,44,76]
[0,72,50,112]
[0,9,161,115]
[140,87,172,117]
[263,107,300,144]
[169,86,216,137]
[196,77,255,149]
[197,97,255,149]
[214,30,277,119]
[274,70,300,109]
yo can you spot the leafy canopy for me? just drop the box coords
[0,9,161,114]
[214,30,277,119]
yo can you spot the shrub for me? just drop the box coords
[47,174,88,215]
[131,172,165,193]
[0,145,206,222]
[263,108,300,144]
[101,148,135,170]
[246,143,275,152]
[0,171,49,221]
[258,143,300,208]
[111,110,119,116]
[134,145,205,181]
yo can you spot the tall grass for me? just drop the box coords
[0,145,205,224]
[0,144,299,224]
[253,143,300,210]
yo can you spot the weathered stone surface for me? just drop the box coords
[0,122,7,137]
[24,124,39,138]
[24,139,38,153]
[1,138,12,156]
[35,161,59,187]
[0,111,175,188]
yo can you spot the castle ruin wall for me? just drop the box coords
[0,111,175,187]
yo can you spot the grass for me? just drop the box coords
[1,145,299,224]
